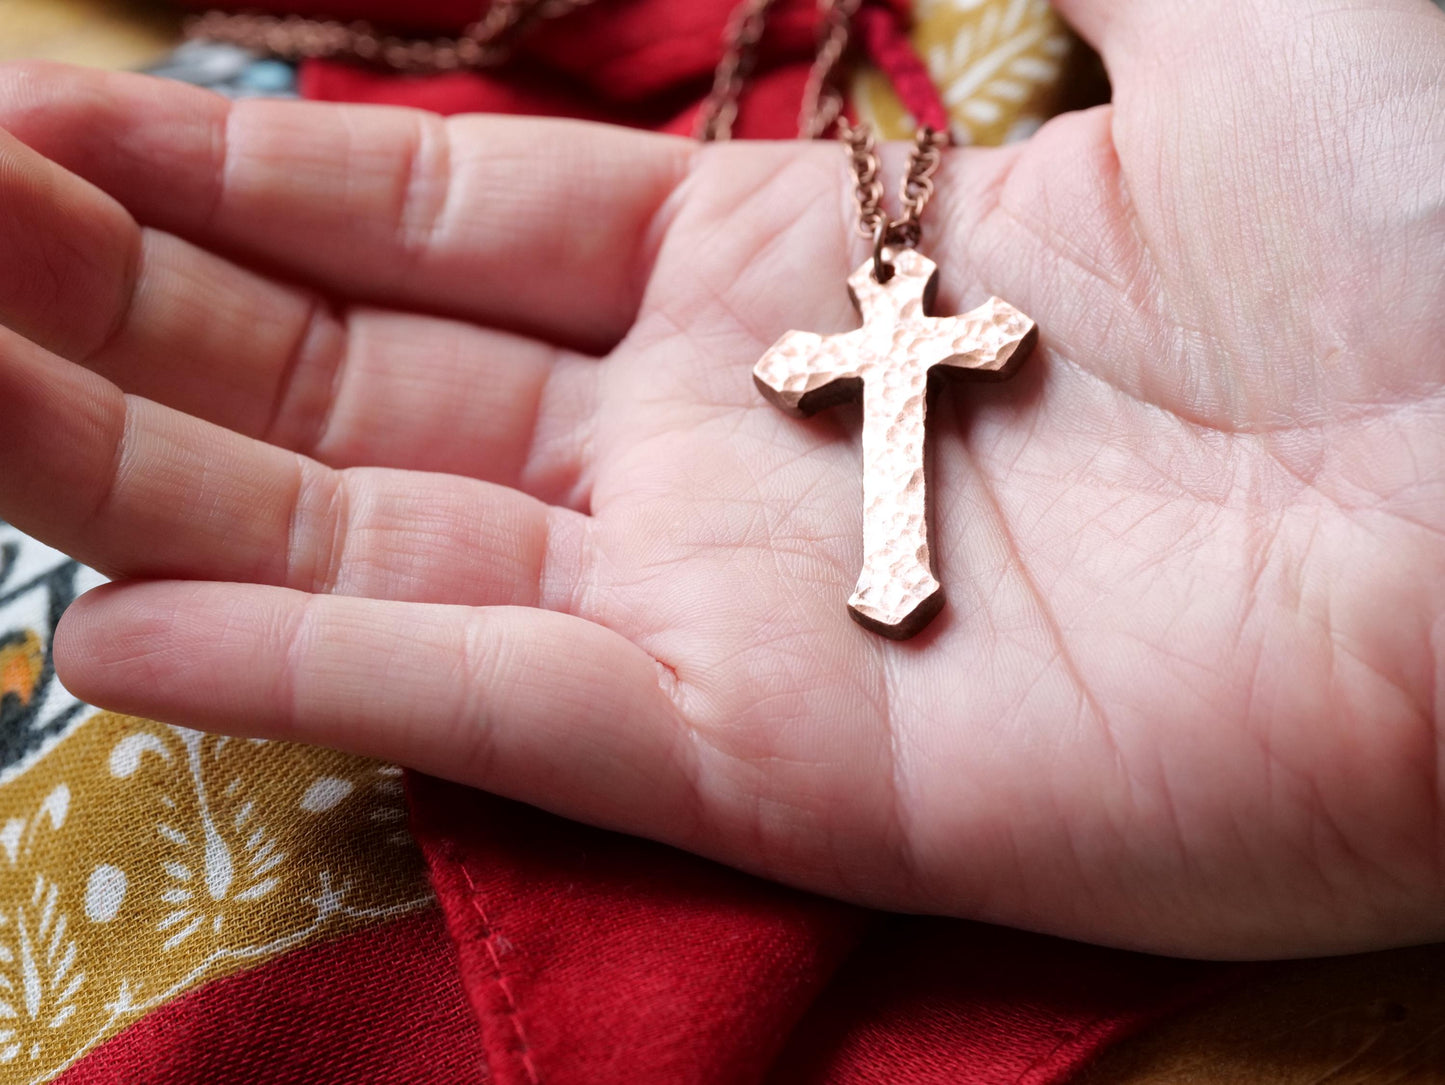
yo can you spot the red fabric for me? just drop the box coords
[769,918,1232,1084]
[173,0,928,137]
[57,787,1230,1084]
[296,0,946,137]
[296,0,826,134]
[57,908,488,1084]
[408,781,1232,1085]
[409,778,869,1085]
[855,3,950,133]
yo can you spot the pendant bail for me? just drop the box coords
[871,219,895,283]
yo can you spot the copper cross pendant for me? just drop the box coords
[754,249,1037,639]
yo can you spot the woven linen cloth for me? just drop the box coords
[0,3,1241,1082]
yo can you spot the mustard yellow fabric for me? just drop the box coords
[855,0,1075,145]
[0,532,431,1084]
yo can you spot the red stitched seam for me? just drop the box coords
[457,859,542,1085]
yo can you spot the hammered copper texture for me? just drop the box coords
[754,249,1037,638]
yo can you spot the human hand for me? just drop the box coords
[1,0,1441,959]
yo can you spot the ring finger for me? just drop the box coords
[0,326,590,610]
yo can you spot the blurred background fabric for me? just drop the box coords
[0,1,1443,1082]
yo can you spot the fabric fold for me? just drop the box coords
[409,776,869,1085]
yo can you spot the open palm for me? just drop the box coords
[2,0,1442,958]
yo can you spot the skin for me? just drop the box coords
[0,0,1441,960]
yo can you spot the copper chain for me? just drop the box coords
[797,0,860,140]
[186,0,595,72]
[695,0,860,142]
[694,0,778,141]
[839,119,946,252]
[696,0,947,274]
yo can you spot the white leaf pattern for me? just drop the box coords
[852,0,1074,147]
[0,521,433,1085]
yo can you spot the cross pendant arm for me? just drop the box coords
[753,329,866,415]
[925,296,1038,380]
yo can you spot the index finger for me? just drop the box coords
[0,62,694,353]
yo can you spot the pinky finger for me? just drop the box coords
[54,581,698,842]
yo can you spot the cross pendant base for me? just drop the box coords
[849,583,945,640]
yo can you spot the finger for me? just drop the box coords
[1052,0,1440,78]
[0,62,694,351]
[54,583,698,846]
[0,125,132,362]
[0,326,588,608]
[0,126,593,498]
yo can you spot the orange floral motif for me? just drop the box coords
[0,633,41,707]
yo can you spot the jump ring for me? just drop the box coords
[871,218,894,282]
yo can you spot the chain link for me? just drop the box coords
[697,0,947,276]
[694,0,780,142]
[839,119,947,262]
[892,124,947,249]
[797,0,861,140]
[697,0,860,142]
[838,115,884,235]
[186,0,595,72]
